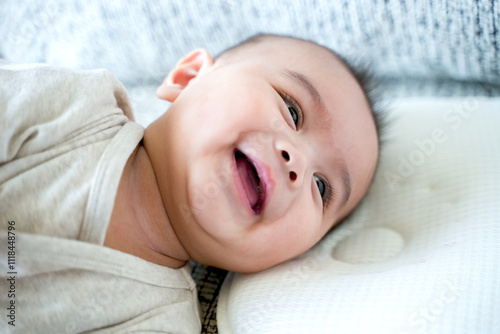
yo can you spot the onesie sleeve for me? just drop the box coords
[0,61,134,164]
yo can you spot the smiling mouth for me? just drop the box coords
[234,149,266,214]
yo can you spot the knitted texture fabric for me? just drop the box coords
[1,0,499,93]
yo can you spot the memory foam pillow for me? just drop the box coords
[217,97,500,334]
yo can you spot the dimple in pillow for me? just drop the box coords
[217,97,500,334]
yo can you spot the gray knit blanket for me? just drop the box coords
[1,1,499,333]
[2,0,499,93]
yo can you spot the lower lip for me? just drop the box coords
[231,153,260,216]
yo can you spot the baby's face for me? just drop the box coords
[145,37,378,272]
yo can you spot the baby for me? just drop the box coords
[0,34,379,332]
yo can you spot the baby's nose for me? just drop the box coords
[281,150,298,182]
[278,143,306,188]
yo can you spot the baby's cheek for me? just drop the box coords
[287,208,321,248]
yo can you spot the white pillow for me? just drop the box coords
[217,97,500,334]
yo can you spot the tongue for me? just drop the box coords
[236,156,260,208]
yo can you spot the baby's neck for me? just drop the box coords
[104,144,190,268]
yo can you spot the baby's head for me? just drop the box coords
[145,34,380,272]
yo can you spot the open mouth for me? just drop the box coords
[234,149,266,214]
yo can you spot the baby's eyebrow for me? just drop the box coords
[339,164,351,210]
[281,69,331,126]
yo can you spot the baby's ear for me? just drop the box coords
[156,49,214,102]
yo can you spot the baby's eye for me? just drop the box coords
[314,174,332,207]
[287,102,299,127]
[278,91,303,130]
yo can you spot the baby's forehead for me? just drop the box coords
[250,37,331,59]
[220,36,336,67]
[252,39,350,78]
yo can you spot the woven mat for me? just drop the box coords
[191,262,228,334]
